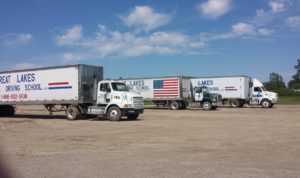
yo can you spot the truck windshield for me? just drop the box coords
[111,82,129,91]
[202,87,209,92]
[261,86,266,91]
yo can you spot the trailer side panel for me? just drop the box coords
[190,76,251,99]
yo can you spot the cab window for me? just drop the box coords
[254,87,262,92]
[100,83,110,92]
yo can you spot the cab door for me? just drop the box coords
[194,87,203,102]
[97,82,111,105]
[251,87,262,104]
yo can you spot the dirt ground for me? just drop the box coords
[0,105,299,178]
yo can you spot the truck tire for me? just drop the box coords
[127,114,139,120]
[107,106,122,121]
[261,99,271,108]
[238,100,244,108]
[66,106,81,120]
[170,101,180,110]
[202,101,212,111]
[179,101,187,109]
[0,105,15,117]
[6,105,15,116]
[230,100,240,108]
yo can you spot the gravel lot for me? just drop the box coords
[0,105,299,178]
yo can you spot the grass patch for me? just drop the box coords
[278,96,300,105]
[144,100,154,105]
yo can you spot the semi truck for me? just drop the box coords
[117,76,222,110]
[190,76,278,108]
[0,64,144,121]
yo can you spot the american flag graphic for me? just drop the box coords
[153,78,179,98]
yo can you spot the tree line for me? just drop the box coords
[264,59,300,96]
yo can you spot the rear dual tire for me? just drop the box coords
[230,100,244,108]
[169,101,187,110]
[0,105,15,117]
[65,106,81,120]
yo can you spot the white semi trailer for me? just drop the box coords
[118,76,222,110]
[190,76,278,108]
[0,64,144,121]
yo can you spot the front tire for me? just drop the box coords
[107,106,122,121]
[261,99,271,108]
[202,101,212,111]
[66,106,81,120]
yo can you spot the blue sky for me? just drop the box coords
[0,0,300,83]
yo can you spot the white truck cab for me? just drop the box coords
[85,80,144,121]
[250,79,278,108]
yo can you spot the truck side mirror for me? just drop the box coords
[107,88,111,93]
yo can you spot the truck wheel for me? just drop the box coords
[179,101,187,110]
[230,100,240,108]
[170,101,180,110]
[127,114,139,120]
[0,105,15,117]
[6,106,15,116]
[66,106,81,120]
[261,100,271,108]
[202,101,212,111]
[107,106,122,121]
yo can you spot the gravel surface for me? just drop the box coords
[0,105,299,178]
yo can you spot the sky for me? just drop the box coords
[0,0,300,83]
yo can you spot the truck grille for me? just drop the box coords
[133,97,144,109]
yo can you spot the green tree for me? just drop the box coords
[264,72,285,91]
[288,59,300,89]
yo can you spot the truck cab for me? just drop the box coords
[192,86,222,110]
[87,80,144,121]
[250,79,278,108]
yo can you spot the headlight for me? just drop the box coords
[123,104,132,108]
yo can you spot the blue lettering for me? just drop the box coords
[5,85,20,92]
[25,84,42,91]
[198,80,213,86]
[17,73,36,83]
[0,75,11,84]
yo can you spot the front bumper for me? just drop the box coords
[271,99,278,104]
[121,108,144,115]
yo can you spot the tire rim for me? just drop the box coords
[231,101,238,107]
[171,102,178,110]
[67,109,75,118]
[263,101,269,107]
[203,103,209,109]
[110,109,119,119]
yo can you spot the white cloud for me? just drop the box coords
[285,16,300,29]
[258,28,273,35]
[232,23,255,35]
[62,52,83,63]
[54,24,206,59]
[198,0,232,19]
[14,63,40,70]
[55,25,82,45]
[121,6,171,32]
[199,22,273,42]
[269,1,285,13]
[4,33,33,46]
